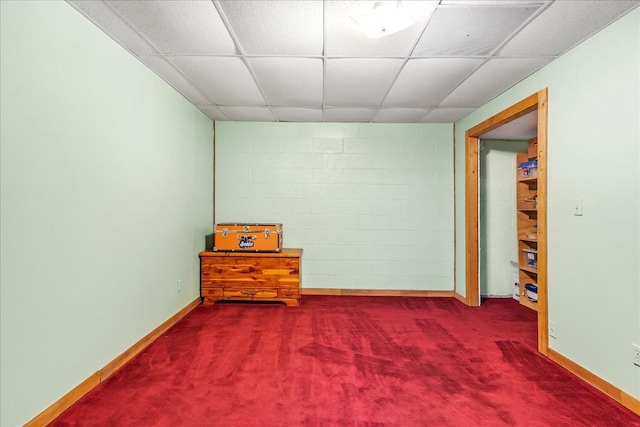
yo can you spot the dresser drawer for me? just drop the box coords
[223,288,278,298]
[278,288,299,298]
[202,257,280,269]
[202,258,280,284]
[201,287,223,297]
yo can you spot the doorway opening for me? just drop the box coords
[465,89,548,355]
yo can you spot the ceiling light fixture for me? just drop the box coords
[350,1,415,39]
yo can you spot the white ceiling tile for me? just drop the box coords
[109,1,236,54]
[217,106,275,121]
[170,56,265,105]
[219,1,323,55]
[440,57,549,107]
[373,108,429,123]
[272,107,324,122]
[324,108,377,122]
[325,1,438,56]
[68,1,156,54]
[198,106,228,121]
[249,58,323,107]
[325,58,404,107]
[499,1,639,56]
[480,110,537,139]
[440,0,544,5]
[420,107,475,123]
[414,5,540,56]
[383,58,482,107]
[70,0,639,124]
[138,56,211,105]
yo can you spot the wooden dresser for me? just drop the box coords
[199,248,302,307]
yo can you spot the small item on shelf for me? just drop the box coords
[523,248,538,269]
[518,160,538,179]
[510,261,520,301]
[526,233,537,240]
[524,283,538,302]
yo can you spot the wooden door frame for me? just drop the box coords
[465,88,548,355]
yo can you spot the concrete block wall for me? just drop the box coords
[215,122,454,290]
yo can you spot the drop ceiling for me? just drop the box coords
[68,0,639,124]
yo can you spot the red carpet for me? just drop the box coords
[51,296,639,426]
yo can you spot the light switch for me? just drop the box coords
[573,198,583,216]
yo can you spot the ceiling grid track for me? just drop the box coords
[371,3,439,122]
[211,0,277,122]
[66,0,640,124]
[415,0,556,122]
[71,0,223,120]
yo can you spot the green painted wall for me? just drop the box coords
[455,8,640,399]
[1,1,637,424]
[0,2,213,425]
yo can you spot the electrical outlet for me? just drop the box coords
[177,279,182,293]
[573,198,583,216]
[549,321,557,339]
[633,344,640,367]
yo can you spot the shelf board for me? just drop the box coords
[519,237,538,243]
[518,208,537,213]
[518,176,537,183]
[520,296,539,312]
[519,266,538,274]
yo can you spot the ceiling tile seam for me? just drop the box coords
[415,0,554,113]
[406,54,554,60]
[65,1,161,58]
[246,54,324,59]
[325,55,411,59]
[435,57,550,112]
[141,53,556,60]
[65,2,150,58]
[417,0,553,121]
[211,0,277,121]
[490,0,555,57]
[100,1,163,55]
[196,105,230,121]
[141,56,221,111]
[69,1,217,114]
[155,54,245,58]
[420,57,492,110]
[214,104,319,109]
[373,2,439,123]
[437,2,546,9]
[543,2,640,62]
[156,54,326,59]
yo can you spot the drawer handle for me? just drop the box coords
[242,290,257,296]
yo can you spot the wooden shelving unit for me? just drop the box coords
[516,137,539,312]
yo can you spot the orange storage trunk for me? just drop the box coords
[213,223,283,252]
